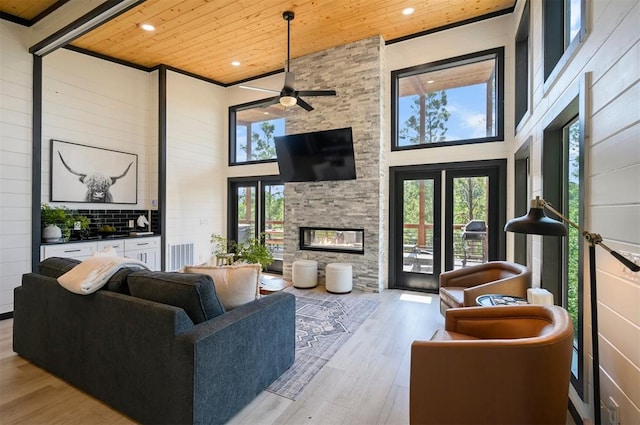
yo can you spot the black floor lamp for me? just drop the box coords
[504,196,640,425]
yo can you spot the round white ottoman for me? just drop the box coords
[325,263,353,294]
[292,259,318,289]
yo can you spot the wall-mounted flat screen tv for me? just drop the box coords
[274,127,356,182]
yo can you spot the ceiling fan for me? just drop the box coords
[239,11,336,111]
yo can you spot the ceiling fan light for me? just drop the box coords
[280,96,297,107]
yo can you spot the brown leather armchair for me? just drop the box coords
[439,260,531,315]
[410,305,573,425]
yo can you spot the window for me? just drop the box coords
[513,138,531,266]
[515,0,530,128]
[229,100,286,165]
[391,47,504,150]
[542,99,585,398]
[543,0,585,82]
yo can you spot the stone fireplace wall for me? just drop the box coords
[283,36,385,292]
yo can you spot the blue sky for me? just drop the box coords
[398,83,491,144]
[240,82,490,158]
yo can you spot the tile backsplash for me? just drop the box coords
[45,209,159,240]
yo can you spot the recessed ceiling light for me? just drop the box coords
[402,7,415,15]
[140,23,155,31]
[426,80,434,84]
[231,61,241,67]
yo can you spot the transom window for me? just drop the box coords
[391,47,504,150]
[229,100,286,164]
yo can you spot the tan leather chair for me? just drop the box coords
[410,305,573,425]
[439,261,531,315]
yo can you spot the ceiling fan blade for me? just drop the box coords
[283,72,295,91]
[251,96,281,108]
[296,90,337,97]
[238,85,280,94]
[296,97,314,111]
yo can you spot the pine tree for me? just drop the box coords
[400,90,451,144]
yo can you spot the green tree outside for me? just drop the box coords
[400,91,451,144]
[240,121,277,160]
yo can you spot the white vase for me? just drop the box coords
[43,224,62,243]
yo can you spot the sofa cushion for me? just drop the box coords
[183,264,261,310]
[37,257,81,278]
[439,287,465,309]
[128,271,226,323]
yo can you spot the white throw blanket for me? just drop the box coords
[58,255,150,294]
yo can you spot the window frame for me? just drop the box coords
[391,47,505,151]
[542,95,586,400]
[228,99,284,166]
[542,0,586,88]
[514,0,531,129]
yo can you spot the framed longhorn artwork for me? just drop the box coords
[50,140,138,204]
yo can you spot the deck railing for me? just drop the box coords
[237,220,486,264]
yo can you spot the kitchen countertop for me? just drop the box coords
[41,233,158,245]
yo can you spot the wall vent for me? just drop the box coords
[167,242,195,271]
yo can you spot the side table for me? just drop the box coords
[259,274,292,295]
[476,294,528,306]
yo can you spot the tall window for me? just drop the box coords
[229,100,285,164]
[543,0,585,81]
[565,118,582,355]
[515,0,530,127]
[391,47,504,150]
[543,103,585,398]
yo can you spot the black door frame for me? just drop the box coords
[389,169,442,292]
[443,161,507,271]
[228,175,283,273]
[389,159,507,291]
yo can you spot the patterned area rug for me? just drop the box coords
[266,287,380,400]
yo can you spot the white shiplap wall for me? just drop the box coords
[166,71,227,265]
[0,21,32,315]
[514,0,640,422]
[41,49,155,209]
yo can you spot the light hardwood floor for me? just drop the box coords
[0,287,443,424]
[1,287,578,425]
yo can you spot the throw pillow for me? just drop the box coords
[183,264,261,310]
[128,271,226,324]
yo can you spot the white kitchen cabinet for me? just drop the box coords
[97,240,125,256]
[40,236,161,271]
[124,237,160,270]
[41,242,96,261]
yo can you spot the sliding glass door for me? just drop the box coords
[228,176,284,273]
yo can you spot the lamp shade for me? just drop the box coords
[504,207,568,236]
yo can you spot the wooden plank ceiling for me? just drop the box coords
[1,0,515,85]
[0,0,59,21]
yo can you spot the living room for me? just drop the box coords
[1,0,639,423]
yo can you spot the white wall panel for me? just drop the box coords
[590,125,640,176]
[41,49,155,209]
[166,71,226,265]
[0,20,32,315]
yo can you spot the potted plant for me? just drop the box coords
[237,233,274,271]
[41,203,90,242]
[70,214,91,240]
[210,233,233,256]
[41,203,71,242]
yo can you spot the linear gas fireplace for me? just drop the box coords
[299,227,364,254]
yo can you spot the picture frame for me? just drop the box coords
[50,139,138,204]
